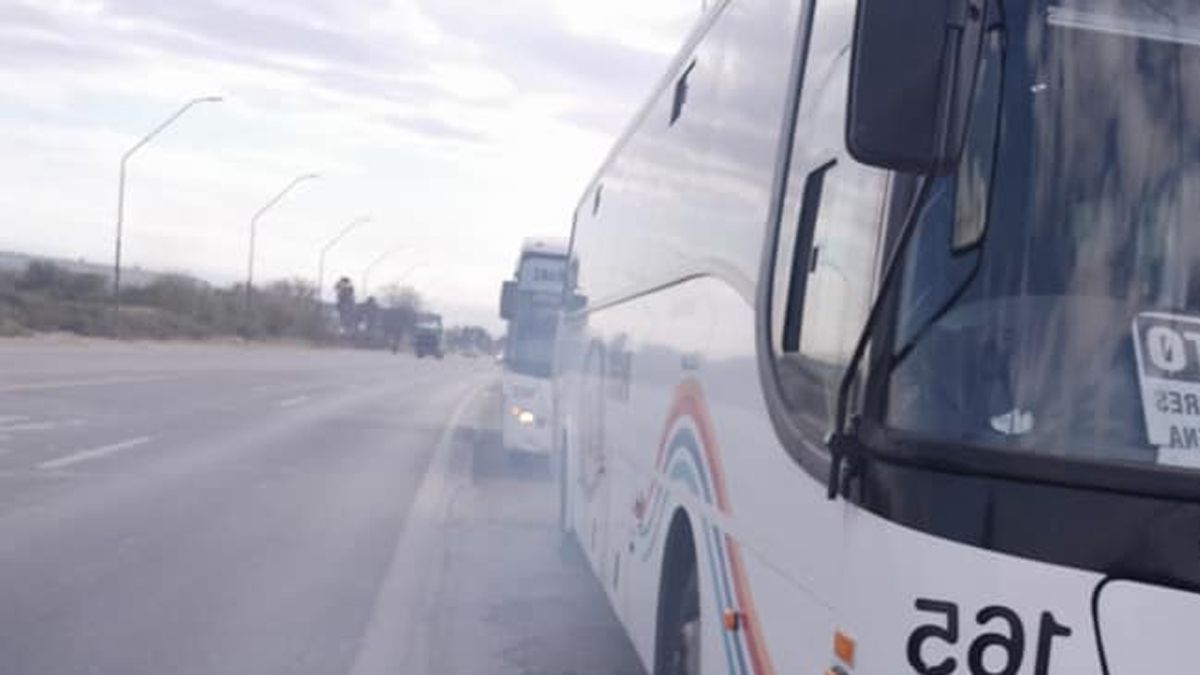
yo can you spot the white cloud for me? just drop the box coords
[0,0,700,328]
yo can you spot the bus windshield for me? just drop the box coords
[888,0,1200,472]
[506,309,557,378]
[504,253,566,379]
[518,255,567,294]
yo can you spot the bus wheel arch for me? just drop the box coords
[654,508,701,675]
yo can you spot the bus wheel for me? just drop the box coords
[656,518,700,675]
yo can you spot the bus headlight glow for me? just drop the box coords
[509,405,536,425]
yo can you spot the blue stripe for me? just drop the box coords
[702,518,741,675]
[666,429,714,504]
[663,424,748,675]
[710,526,750,675]
[668,457,739,675]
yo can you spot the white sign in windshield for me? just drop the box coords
[518,256,566,294]
[1133,313,1200,467]
[1048,2,1200,48]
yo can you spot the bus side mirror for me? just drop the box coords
[566,292,588,312]
[845,0,986,173]
[500,280,517,320]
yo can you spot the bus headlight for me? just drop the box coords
[510,405,536,425]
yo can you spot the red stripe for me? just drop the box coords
[657,378,729,512]
[659,379,776,674]
[726,535,777,675]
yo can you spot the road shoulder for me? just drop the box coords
[351,380,645,675]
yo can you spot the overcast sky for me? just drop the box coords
[0,0,700,328]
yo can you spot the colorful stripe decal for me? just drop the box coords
[656,379,730,512]
[644,379,777,675]
[727,536,775,675]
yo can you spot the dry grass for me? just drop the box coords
[0,262,334,342]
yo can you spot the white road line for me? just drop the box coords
[0,419,84,433]
[38,436,153,470]
[277,395,310,408]
[0,375,169,393]
[349,380,488,675]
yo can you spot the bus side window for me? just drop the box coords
[770,0,889,438]
[786,160,888,431]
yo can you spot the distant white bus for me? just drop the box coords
[554,0,1200,674]
[498,238,568,459]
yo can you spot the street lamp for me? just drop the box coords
[396,262,425,284]
[361,244,408,298]
[112,95,222,328]
[244,172,320,313]
[316,216,371,303]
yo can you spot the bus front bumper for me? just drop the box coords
[501,406,552,455]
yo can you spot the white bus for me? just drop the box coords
[499,238,569,459]
[555,0,1200,673]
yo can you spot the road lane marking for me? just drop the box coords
[0,415,29,424]
[0,419,84,433]
[277,395,310,408]
[349,379,489,675]
[0,375,169,393]
[38,436,153,470]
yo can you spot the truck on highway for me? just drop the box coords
[412,312,444,359]
[498,238,567,460]
[553,1,1200,674]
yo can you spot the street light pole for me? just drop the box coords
[244,172,319,314]
[317,216,371,304]
[361,244,408,298]
[112,96,222,331]
[396,262,425,284]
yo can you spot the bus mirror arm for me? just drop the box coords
[566,292,588,312]
[500,280,517,320]
[825,176,934,500]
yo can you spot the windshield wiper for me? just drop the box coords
[826,176,935,499]
[890,245,984,370]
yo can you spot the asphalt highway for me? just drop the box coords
[0,340,642,675]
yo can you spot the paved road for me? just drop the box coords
[0,340,642,675]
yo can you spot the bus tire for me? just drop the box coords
[655,513,700,675]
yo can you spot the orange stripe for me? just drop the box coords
[660,380,775,674]
[727,535,777,675]
[655,379,701,466]
[657,379,730,512]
